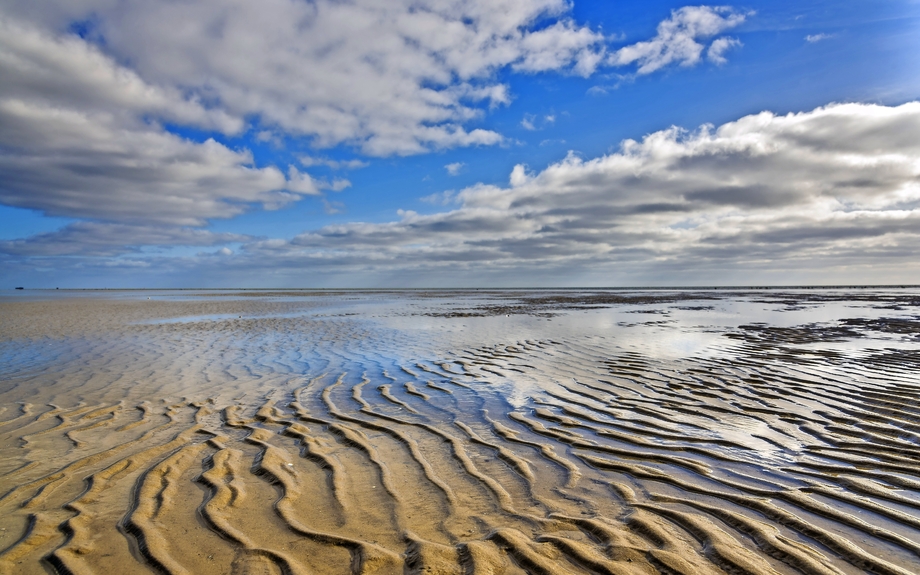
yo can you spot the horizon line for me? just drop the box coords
[8,285,920,292]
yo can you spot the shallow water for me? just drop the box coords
[1,289,920,574]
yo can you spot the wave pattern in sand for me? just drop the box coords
[2,292,920,575]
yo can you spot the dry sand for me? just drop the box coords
[1,289,920,575]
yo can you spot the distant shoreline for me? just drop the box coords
[7,285,920,292]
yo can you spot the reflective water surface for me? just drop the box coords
[1,289,919,575]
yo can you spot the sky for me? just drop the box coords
[1,0,919,288]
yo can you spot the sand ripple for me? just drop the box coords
[1,291,920,574]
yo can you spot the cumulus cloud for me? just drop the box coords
[707,37,741,64]
[512,19,607,76]
[0,99,311,225]
[327,179,352,193]
[610,6,748,74]
[0,3,771,279]
[420,191,458,205]
[1,2,746,162]
[299,156,369,170]
[1,0,611,157]
[521,113,556,131]
[805,33,834,43]
[222,102,920,280]
[9,100,918,284]
[0,14,327,227]
[0,16,241,134]
[445,162,465,176]
[0,223,250,257]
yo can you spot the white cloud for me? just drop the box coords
[420,190,457,205]
[509,164,534,187]
[328,178,352,192]
[0,2,740,162]
[299,156,369,170]
[0,223,250,257]
[512,19,607,76]
[1,1,609,157]
[0,98,312,225]
[0,15,241,134]
[805,33,833,43]
[322,199,345,215]
[255,130,284,147]
[707,37,741,64]
[285,167,352,194]
[0,3,794,279]
[0,14,323,227]
[224,102,920,280]
[445,162,465,176]
[610,6,748,74]
[587,85,612,96]
[521,113,556,130]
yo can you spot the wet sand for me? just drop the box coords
[1,289,920,575]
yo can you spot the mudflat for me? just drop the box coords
[1,289,919,575]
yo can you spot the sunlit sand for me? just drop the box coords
[2,289,919,575]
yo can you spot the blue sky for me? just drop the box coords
[1,0,919,287]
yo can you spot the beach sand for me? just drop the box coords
[1,289,919,575]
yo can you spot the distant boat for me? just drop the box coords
[15,287,24,290]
